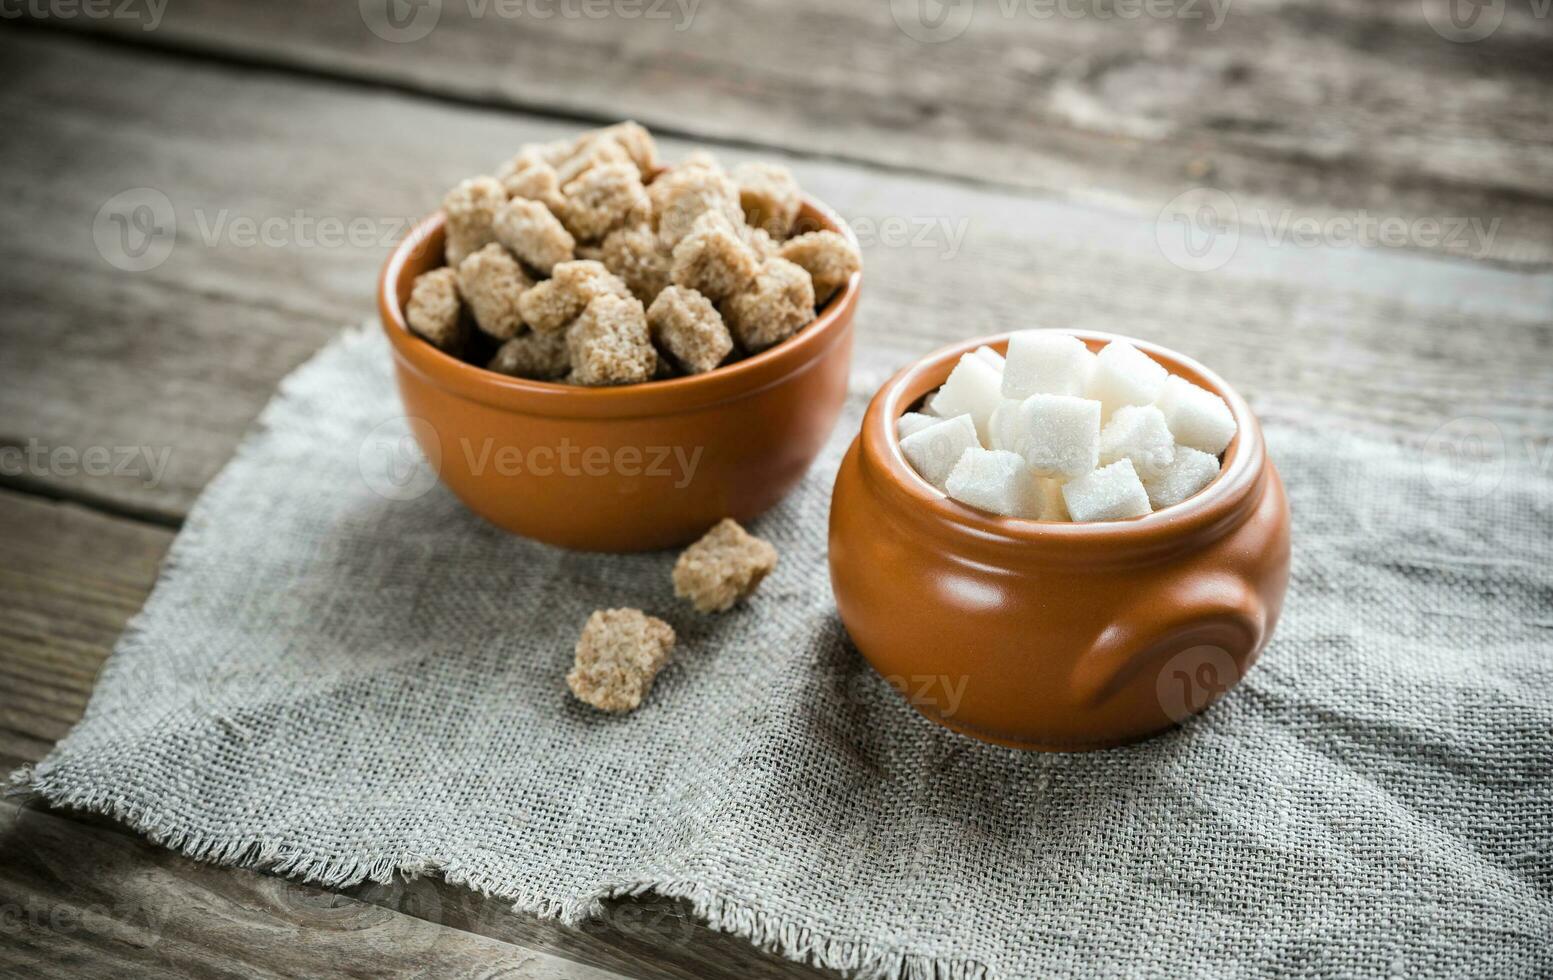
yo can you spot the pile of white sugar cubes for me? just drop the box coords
[898,333,1237,523]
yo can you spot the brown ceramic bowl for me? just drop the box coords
[828,331,1290,751]
[379,199,859,552]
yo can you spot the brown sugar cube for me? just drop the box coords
[674,150,723,173]
[500,160,567,215]
[724,257,816,353]
[651,164,744,250]
[779,230,861,306]
[487,329,570,381]
[733,162,802,239]
[566,293,656,386]
[648,286,733,375]
[566,608,676,713]
[561,163,651,243]
[578,121,658,177]
[497,139,575,182]
[442,176,506,266]
[518,259,631,334]
[600,223,672,304]
[404,267,465,352]
[575,243,607,263]
[496,147,547,183]
[670,211,760,303]
[556,135,635,185]
[456,243,531,341]
[672,518,779,613]
[514,139,577,168]
[744,226,780,260]
[493,198,575,276]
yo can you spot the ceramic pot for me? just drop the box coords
[378,199,860,552]
[828,331,1290,750]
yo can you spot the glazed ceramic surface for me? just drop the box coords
[379,200,859,552]
[828,332,1290,751]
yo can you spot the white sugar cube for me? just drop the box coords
[1013,394,1101,479]
[922,391,945,417]
[986,398,1023,452]
[973,345,1006,370]
[897,412,940,440]
[899,413,981,491]
[1143,446,1221,509]
[1087,341,1167,418]
[931,351,1004,444]
[1002,332,1095,399]
[945,448,1041,518]
[1061,458,1152,522]
[1036,478,1070,522]
[1155,375,1236,454]
[1099,404,1176,481]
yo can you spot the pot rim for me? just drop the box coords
[861,330,1267,561]
[378,197,861,420]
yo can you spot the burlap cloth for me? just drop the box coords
[15,328,1552,979]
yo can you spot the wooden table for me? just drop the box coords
[2,4,1550,976]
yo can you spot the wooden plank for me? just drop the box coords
[0,490,169,752]
[343,881,845,980]
[0,799,637,980]
[20,1,1553,268]
[0,484,839,978]
[2,29,1550,524]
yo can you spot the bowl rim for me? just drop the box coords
[378,195,861,419]
[860,330,1268,558]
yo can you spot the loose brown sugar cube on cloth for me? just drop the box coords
[566,608,676,713]
[672,518,779,613]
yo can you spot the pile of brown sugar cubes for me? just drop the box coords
[404,122,860,385]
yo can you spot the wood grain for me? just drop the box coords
[0,799,638,980]
[0,491,169,754]
[3,30,1549,523]
[20,0,1553,267]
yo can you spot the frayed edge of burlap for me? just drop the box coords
[9,763,987,980]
